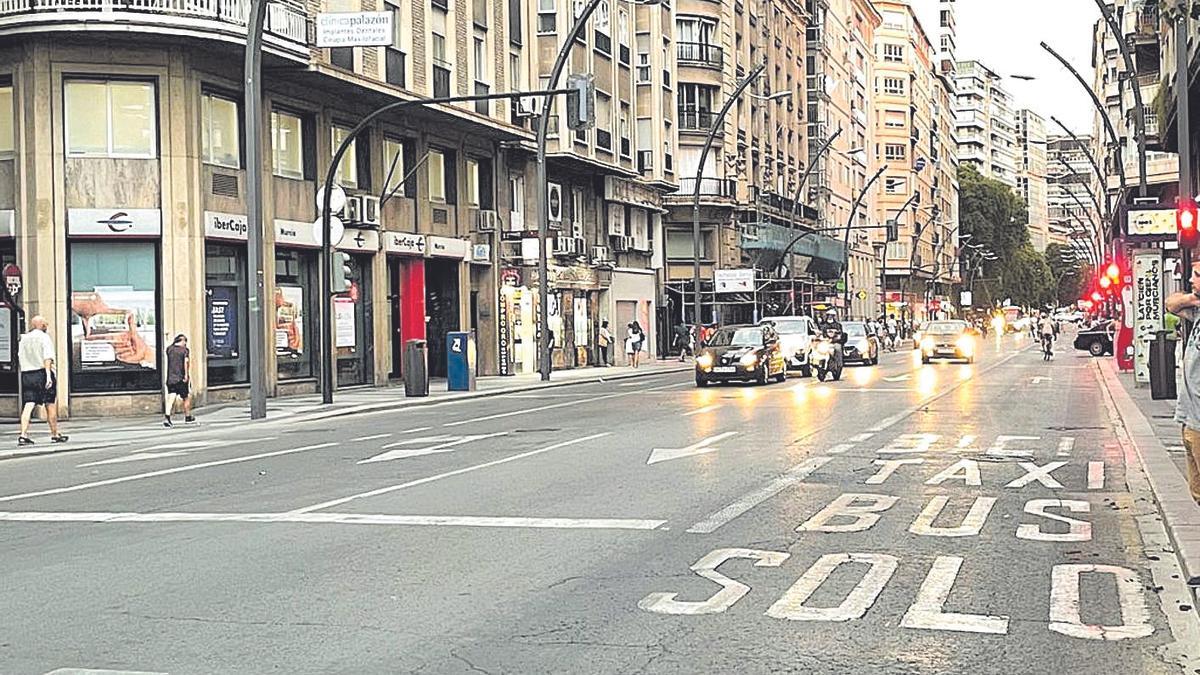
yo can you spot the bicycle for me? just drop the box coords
[1040,333,1054,361]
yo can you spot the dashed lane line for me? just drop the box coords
[685,457,832,534]
[0,511,665,530]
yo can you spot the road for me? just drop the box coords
[1,332,1198,674]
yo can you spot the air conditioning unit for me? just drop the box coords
[344,195,364,224]
[359,195,380,228]
[571,236,586,255]
[612,235,631,252]
[515,95,539,117]
[591,245,611,262]
[553,236,574,256]
[547,183,564,229]
[474,209,499,232]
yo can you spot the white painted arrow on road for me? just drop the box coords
[1031,376,1051,384]
[883,374,911,382]
[358,432,508,464]
[647,432,737,465]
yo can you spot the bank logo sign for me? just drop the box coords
[68,208,161,237]
[204,211,249,242]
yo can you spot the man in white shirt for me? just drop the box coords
[17,315,67,446]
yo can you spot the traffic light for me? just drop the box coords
[331,252,352,294]
[565,73,596,131]
[1105,261,1122,290]
[1178,197,1199,248]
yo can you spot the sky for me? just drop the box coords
[908,0,1103,135]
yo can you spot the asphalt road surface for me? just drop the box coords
[2,333,1198,674]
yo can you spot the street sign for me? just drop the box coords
[960,290,973,307]
[856,290,868,300]
[312,216,345,247]
[3,263,20,300]
[914,157,927,172]
[316,183,347,216]
[715,269,755,293]
[315,11,394,47]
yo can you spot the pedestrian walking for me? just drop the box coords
[163,333,194,427]
[598,320,613,366]
[17,315,66,446]
[673,321,692,361]
[1167,267,1200,506]
[625,321,645,368]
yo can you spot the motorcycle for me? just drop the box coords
[810,338,843,382]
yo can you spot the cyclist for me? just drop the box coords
[1038,311,1056,361]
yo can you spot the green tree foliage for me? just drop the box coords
[1045,243,1090,306]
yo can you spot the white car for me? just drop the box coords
[760,316,818,377]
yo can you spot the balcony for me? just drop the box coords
[0,0,309,55]
[678,109,717,131]
[676,177,736,198]
[677,41,723,69]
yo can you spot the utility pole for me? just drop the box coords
[1177,5,1193,293]
[242,0,269,420]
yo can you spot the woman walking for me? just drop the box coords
[625,321,645,368]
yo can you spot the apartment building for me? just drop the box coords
[663,0,816,325]
[1156,0,1200,193]
[1047,134,1102,255]
[953,60,1018,188]
[872,0,957,321]
[1016,109,1051,252]
[0,0,677,415]
[804,0,882,318]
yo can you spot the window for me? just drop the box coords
[636,34,651,82]
[383,137,406,197]
[884,176,907,194]
[570,188,584,238]
[508,0,522,44]
[666,229,707,258]
[883,43,904,63]
[884,110,906,128]
[330,48,354,70]
[385,0,407,87]
[509,173,525,228]
[618,9,630,64]
[884,143,906,161]
[275,249,317,380]
[206,243,249,385]
[473,0,487,28]
[537,0,555,33]
[432,7,451,97]
[429,149,446,202]
[65,80,156,157]
[332,126,357,189]
[881,77,905,96]
[200,92,240,168]
[271,110,304,179]
[630,208,648,250]
[595,93,612,150]
[0,82,12,156]
[68,241,160,392]
[619,105,631,158]
[465,158,480,207]
[594,0,612,55]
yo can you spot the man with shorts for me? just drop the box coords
[164,333,194,427]
[18,315,66,446]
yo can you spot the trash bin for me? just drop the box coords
[1149,330,1176,400]
[446,331,476,392]
[404,339,429,397]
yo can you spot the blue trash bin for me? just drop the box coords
[446,331,476,391]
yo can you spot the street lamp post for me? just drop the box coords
[842,165,888,313]
[241,0,270,420]
[1092,0,1148,198]
[691,63,768,335]
[1048,114,1112,260]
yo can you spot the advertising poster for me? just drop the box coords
[334,297,357,348]
[1132,250,1164,384]
[70,286,157,371]
[0,306,11,367]
[275,286,305,355]
[207,286,238,359]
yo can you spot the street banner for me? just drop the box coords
[315,11,393,47]
[1132,250,1164,384]
[715,269,754,293]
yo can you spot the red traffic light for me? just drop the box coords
[1098,275,1112,291]
[1105,262,1120,281]
[1179,197,1198,247]
[1090,290,1103,302]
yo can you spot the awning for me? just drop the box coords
[741,222,847,279]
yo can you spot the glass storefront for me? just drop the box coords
[204,243,248,385]
[336,253,373,386]
[275,248,317,380]
[67,240,160,392]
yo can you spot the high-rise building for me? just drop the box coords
[953,60,1018,187]
[1047,134,1102,257]
[872,0,958,321]
[1016,109,1051,252]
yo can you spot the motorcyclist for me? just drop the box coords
[818,309,847,371]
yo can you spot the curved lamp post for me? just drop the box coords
[842,164,889,312]
[787,127,844,228]
[690,63,767,332]
[1053,155,1107,247]
[1048,114,1112,259]
[1092,0,1148,198]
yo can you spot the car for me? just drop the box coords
[842,321,880,365]
[695,324,788,387]
[1073,319,1115,356]
[918,320,977,364]
[1052,310,1083,324]
[760,315,818,377]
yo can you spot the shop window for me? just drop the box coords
[275,249,317,380]
[271,110,305,179]
[201,91,241,169]
[64,79,157,158]
[68,241,160,392]
[205,243,249,385]
[0,80,12,156]
[666,229,707,259]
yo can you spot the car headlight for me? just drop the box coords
[696,353,714,369]
[956,336,975,354]
[920,337,934,351]
[740,353,759,367]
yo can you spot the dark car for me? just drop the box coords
[1074,320,1114,356]
[695,324,787,387]
[918,320,977,364]
[843,321,880,365]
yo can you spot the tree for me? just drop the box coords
[958,165,1038,306]
[1045,243,1089,306]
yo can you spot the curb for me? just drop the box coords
[0,365,691,462]
[1096,358,1200,586]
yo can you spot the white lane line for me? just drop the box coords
[646,381,691,391]
[620,378,665,387]
[647,432,738,465]
[849,433,876,443]
[826,443,855,455]
[287,433,611,514]
[76,438,277,468]
[683,404,722,417]
[442,393,625,427]
[351,433,393,442]
[686,456,832,534]
[0,442,340,504]
[0,511,665,530]
[1087,461,1105,490]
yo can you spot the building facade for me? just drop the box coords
[1047,134,1102,256]
[1016,108,1051,252]
[953,60,1018,188]
[0,0,678,416]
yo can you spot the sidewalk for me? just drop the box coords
[0,360,691,462]
[1097,358,1200,587]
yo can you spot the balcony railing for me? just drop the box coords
[677,177,736,198]
[678,109,716,130]
[677,41,723,68]
[0,0,309,48]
